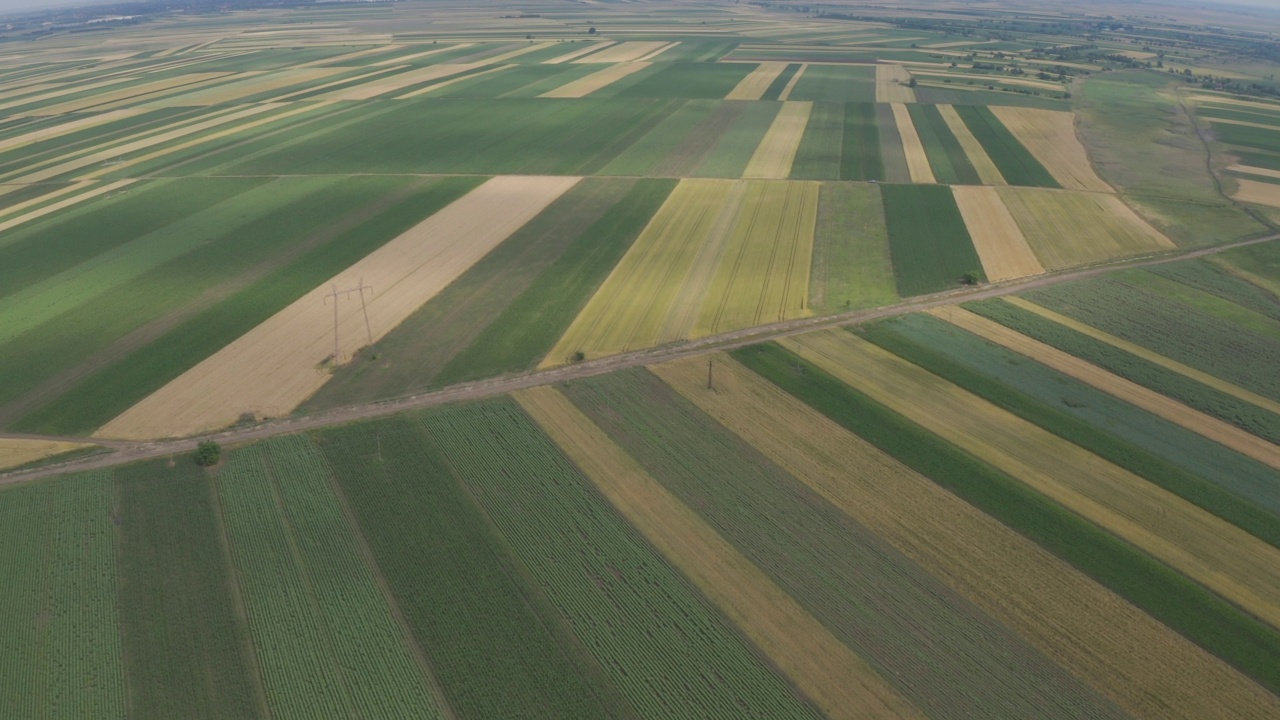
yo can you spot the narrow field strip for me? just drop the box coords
[481,40,558,64]
[319,63,480,100]
[542,40,615,64]
[998,188,1175,269]
[0,107,143,155]
[539,62,651,98]
[953,105,1059,188]
[99,176,579,440]
[1233,177,1280,208]
[634,42,680,62]
[1005,296,1280,418]
[659,180,749,341]
[780,329,1280,629]
[269,65,404,101]
[726,62,789,101]
[371,42,474,66]
[777,63,808,101]
[397,64,516,98]
[515,386,922,720]
[952,186,1044,281]
[1228,164,1280,180]
[652,354,1280,720]
[743,101,812,178]
[575,41,670,63]
[875,63,915,103]
[155,67,347,105]
[0,179,133,237]
[891,102,935,183]
[17,73,234,115]
[989,107,1111,192]
[0,438,91,470]
[936,104,1005,184]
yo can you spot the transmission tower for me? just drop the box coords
[322,279,374,362]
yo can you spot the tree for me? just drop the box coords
[907,77,917,88]
[961,270,982,286]
[194,440,221,467]
[588,26,597,35]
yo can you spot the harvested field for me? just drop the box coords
[693,180,818,335]
[574,41,670,63]
[0,438,93,470]
[998,188,1174,269]
[155,67,345,105]
[398,64,516,98]
[781,329,1280,630]
[1233,177,1280,208]
[952,186,1043,281]
[876,63,916,103]
[320,63,483,100]
[937,104,1005,184]
[1227,164,1280,180]
[515,386,923,720]
[543,179,735,363]
[539,62,651,99]
[777,63,808,101]
[937,304,1280,470]
[653,354,1280,720]
[989,107,1112,192]
[891,102,935,183]
[542,41,615,64]
[98,176,579,439]
[743,101,812,178]
[725,62,788,101]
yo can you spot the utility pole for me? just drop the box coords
[323,280,375,362]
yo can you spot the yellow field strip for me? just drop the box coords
[776,63,807,101]
[481,40,559,64]
[293,44,401,68]
[1206,116,1280,131]
[652,354,1280,720]
[726,62,789,101]
[28,72,235,116]
[149,67,347,106]
[1005,296,1280,419]
[743,101,812,178]
[0,439,96,472]
[317,63,478,100]
[659,182,750,342]
[574,41,670,63]
[875,63,916,103]
[989,107,1112,192]
[634,41,680,62]
[0,107,143,155]
[694,180,817,336]
[539,61,652,99]
[951,186,1043,281]
[542,40,616,64]
[543,179,735,364]
[914,70,1064,93]
[397,64,516,98]
[1232,177,1280,208]
[372,43,474,66]
[99,176,580,440]
[936,104,1005,185]
[1227,164,1280,180]
[998,188,1174,270]
[514,386,924,720]
[782,329,1280,628]
[1191,94,1280,112]
[0,180,135,237]
[0,74,146,114]
[891,102,935,183]
[270,65,408,102]
[923,39,998,49]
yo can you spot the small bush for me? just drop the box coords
[194,441,221,467]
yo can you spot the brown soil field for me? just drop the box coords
[876,64,916,103]
[652,354,1280,720]
[1232,177,1280,208]
[951,186,1044,281]
[782,329,1280,629]
[989,107,1112,192]
[891,102,936,183]
[743,101,812,178]
[726,62,789,101]
[98,176,580,440]
[539,62,652,98]
[515,385,924,720]
[937,104,1006,185]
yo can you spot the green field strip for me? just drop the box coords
[782,64,876,103]
[11,176,481,435]
[858,314,1280,537]
[114,460,265,720]
[1152,259,1280,323]
[1211,122,1280,153]
[573,62,665,99]
[0,180,77,216]
[0,176,314,347]
[788,101,842,180]
[498,63,601,97]
[561,369,1123,720]
[1026,277,1280,402]
[0,472,123,720]
[874,101,912,183]
[693,101,780,178]
[313,417,624,720]
[439,178,673,382]
[1231,150,1280,171]
[1228,167,1280,185]
[422,397,819,720]
[615,62,756,99]
[880,184,984,295]
[1214,239,1280,298]
[953,104,1060,187]
[908,104,982,185]
[306,177,642,410]
[599,99,717,176]
[838,102,883,181]
[761,63,801,101]
[731,341,1280,696]
[1199,107,1280,127]
[646,39,739,63]
[914,85,1069,111]
[0,107,200,177]
[366,64,503,100]
[809,182,896,312]
[964,298,1280,446]
[650,100,749,177]
[1125,269,1280,340]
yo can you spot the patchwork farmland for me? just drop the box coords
[3,0,1280,717]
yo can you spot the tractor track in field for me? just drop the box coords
[2,230,1277,485]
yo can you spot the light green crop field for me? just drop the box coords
[4,0,1280,717]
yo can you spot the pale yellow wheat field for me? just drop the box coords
[1232,177,1280,208]
[936,104,1005,184]
[776,63,808,101]
[951,186,1043,281]
[574,41,670,63]
[989,107,1112,192]
[997,188,1174,269]
[875,63,916,103]
[725,62,789,100]
[891,102,935,183]
[539,62,652,98]
[99,176,579,440]
[0,439,95,471]
[541,41,615,64]
[1227,164,1280,180]
[743,101,812,178]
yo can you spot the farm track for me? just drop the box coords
[4,231,1278,485]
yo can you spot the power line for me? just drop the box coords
[322,279,374,362]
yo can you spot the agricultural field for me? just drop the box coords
[4,0,1280,717]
